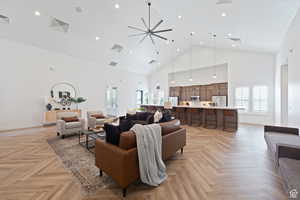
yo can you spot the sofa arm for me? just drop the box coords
[264,125,299,135]
[95,139,139,188]
[57,120,66,133]
[277,144,300,165]
[162,128,186,160]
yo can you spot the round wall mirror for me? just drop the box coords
[50,82,77,106]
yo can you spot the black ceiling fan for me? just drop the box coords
[128,1,173,46]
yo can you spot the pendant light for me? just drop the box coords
[212,34,217,79]
[189,32,194,82]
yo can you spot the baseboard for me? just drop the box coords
[0,125,44,133]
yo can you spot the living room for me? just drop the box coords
[1,0,300,199]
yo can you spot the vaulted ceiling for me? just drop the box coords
[0,0,299,74]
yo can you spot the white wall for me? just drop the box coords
[168,64,228,86]
[148,46,276,125]
[276,9,300,127]
[0,38,148,131]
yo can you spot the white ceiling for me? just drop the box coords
[0,0,299,74]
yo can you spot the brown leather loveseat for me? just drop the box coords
[95,119,186,197]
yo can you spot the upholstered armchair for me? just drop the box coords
[87,110,107,130]
[56,112,85,139]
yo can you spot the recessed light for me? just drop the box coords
[228,33,232,37]
[95,36,100,40]
[191,31,195,35]
[176,48,180,52]
[35,11,41,16]
[171,80,175,84]
[221,12,227,17]
[189,78,193,82]
[178,15,182,19]
[115,3,120,9]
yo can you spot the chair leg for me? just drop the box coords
[181,148,183,154]
[57,132,60,136]
[62,135,65,139]
[99,169,103,177]
[122,188,127,197]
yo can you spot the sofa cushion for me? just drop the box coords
[65,121,81,129]
[62,116,79,123]
[119,131,136,150]
[279,158,300,196]
[104,123,121,146]
[265,132,300,159]
[160,119,181,136]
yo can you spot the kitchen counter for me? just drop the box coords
[141,104,240,110]
[141,104,239,131]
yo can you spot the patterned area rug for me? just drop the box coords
[47,136,115,195]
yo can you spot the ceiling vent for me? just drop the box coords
[50,18,69,33]
[109,61,118,67]
[0,14,10,24]
[148,59,157,65]
[111,44,123,53]
[216,0,232,5]
[228,37,241,42]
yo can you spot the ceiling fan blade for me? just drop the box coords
[141,18,148,30]
[152,33,168,40]
[128,33,147,37]
[152,29,173,34]
[151,20,163,31]
[149,35,155,45]
[128,26,146,32]
[139,33,149,43]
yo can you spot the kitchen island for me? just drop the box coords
[141,104,239,131]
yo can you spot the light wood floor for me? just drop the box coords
[0,124,287,200]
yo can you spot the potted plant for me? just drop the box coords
[70,97,87,110]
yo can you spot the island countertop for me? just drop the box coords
[141,104,240,110]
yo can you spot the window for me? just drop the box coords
[136,90,143,105]
[235,87,250,111]
[253,86,268,112]
[106,86,118,116]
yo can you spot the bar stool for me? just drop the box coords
[223,110,238,132]
[204,109,217,129]
[188,108,202,126]
[176,107,187,125]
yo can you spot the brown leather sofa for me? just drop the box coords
[95,119,186,197]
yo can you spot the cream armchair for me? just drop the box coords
[87,110,107,130]
[56,112,85,139]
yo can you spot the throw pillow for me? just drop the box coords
[126,113,137,121]
[119,119,134,132]
[160,110,172,123]
[91,114,105,119]
[136,112,149,121]
[104,123,121,146]
[61,117,79,122]
[153,110,163,123]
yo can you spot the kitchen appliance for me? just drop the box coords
[212,96,227,107]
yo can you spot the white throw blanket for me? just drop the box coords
[130,124,167,186]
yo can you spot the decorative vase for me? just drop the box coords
[46,103,52,111]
